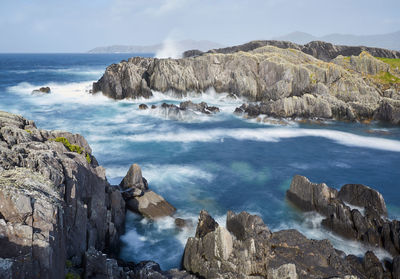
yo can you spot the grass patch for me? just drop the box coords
[24,129,32,134]
[373,71,400,84]
[85,153,92,164]
[50,137,92,164]
[376,57,400,71]
[54,137,83,154]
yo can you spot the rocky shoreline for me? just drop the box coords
[1,110,400,278]
[92,40,400,125]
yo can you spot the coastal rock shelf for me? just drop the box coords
[93,40,400,125]
[183,210,400,279]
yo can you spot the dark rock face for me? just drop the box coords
[193,39,400,61]
[120,163,176,219]
[195,210,218,238]
[183,210,387,279]
[0,111,125,278]
[139,104,148,110]
[287,175,400,257]
[393,256,400,279]
[32,87,51,94]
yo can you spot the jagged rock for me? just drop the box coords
[363,251,384,279]
[0,111,126,278]
[120,163,148,192]
[287,175,400,256]
[93,42,400,125]
[338,183,387,216]
[32,87,51,94]
[183,210,372,279]
[195,210,218,238]
[125,190,176,219]
[139,104,148,110]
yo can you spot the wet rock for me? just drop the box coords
[126,190,176,219]
[32,87,51,94]
[338,183,387,216]
[119,163,148,192]
[363,251,384,279]
[175,218,187,228]
[183,210,367,279]
[287,175,400,257]
[179,101,220,114]
[139,104,148,110]
[195,210,219,238]
[151,104,157,109]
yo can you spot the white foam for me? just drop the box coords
[7,81,113,106]
[142,164,214,187]
[119,127,400,152]
[155,38,183,59]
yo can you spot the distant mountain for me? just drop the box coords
[274,31,400,51]
[88,40,224,54]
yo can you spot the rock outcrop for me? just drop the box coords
[184,40,400,61]
[183,210,394,279]
[0,111,125,278]
[287,175,400,257]
[93,43,400,124]
[120,163,176,219]
[0,111,188,279]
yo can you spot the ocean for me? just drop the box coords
[1,53,400,269]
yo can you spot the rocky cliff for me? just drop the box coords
[0,111,193,279]
[93,41,400,124]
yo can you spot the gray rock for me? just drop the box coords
[120,163,148,191]
[393,256,400,279]
[183,210,369,279]
[0,111,126,278]
[126,190,176,219]
[287,175,400,257]
[338,183,387,216]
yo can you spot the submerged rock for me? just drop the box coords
[287,175,400,256]
[138,103,148,110]
[32,86,51,94]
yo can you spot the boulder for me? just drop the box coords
[119,163,148,192]
[126,190,176,219]
[139,104,148,110]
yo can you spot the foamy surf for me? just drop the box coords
[117,127,400,152]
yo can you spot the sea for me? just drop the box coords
[1,53,400,269]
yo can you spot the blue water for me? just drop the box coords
[1,53,400,269]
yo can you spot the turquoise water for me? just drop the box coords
[1,53,400,269]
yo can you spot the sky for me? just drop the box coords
[0,0,399,53]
